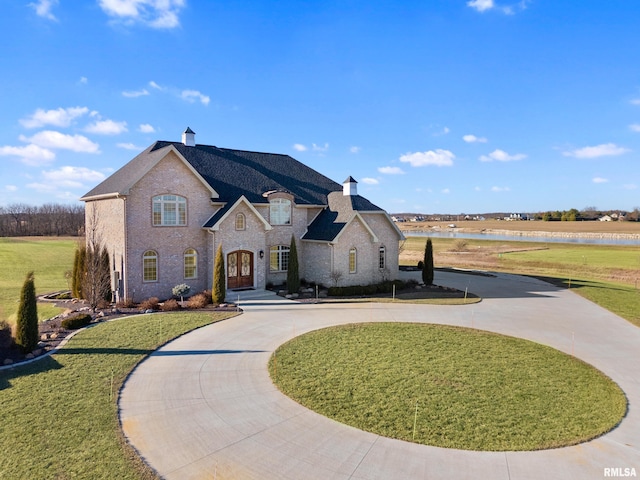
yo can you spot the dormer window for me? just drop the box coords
[270,198,291,225]
[152,195,186,226]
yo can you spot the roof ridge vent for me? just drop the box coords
[182,127,196,147]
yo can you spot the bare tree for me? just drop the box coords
[82,205,112,309]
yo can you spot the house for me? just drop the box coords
[80,128,404,302]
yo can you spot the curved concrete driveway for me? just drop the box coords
[120,272,640,479]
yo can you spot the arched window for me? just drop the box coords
[269,198,291,225]
[235,213,245,230]
[379,246,386,269]
[270,245,290,271]
[349,248,357,274]
[143,250,158,282]
[152,195,187,226]
[184,248,197,279]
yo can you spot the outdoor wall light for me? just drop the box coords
[259,250,264,259]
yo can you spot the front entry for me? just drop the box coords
[227,250,254,289]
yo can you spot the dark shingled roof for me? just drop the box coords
[82,141,343,205]
[302,191,384,242]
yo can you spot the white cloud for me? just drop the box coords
[378,166,405,175]
[0,144,56,166]
[630,98,640,106]
[361,177,379,185]
[349,146,361,154]
[138,123,155,133]
[181,89,210,105]
[491,186,511,192]
[479,149,526,162]
[293,144,307,152]
[20,106,89,129]
[117,142,144,150]
[122,88,150,98]
[463,134,488,143]
[6,185,18,192]
[592,177,609,184]
[98,0,185,29]
[562,143,630,159]
[432,126,450,137]
[84,119,128,135]
[29,0,58,20]
[467,0,494,12]
[623,184,637,190]
[41,166,106,188]
[20,131,100,153]
[79,77,88,84]
[149,80,163,90]
[400,149,455,167]
[629,124,640,132]
[312,143,329,152]
[441,188,450,194]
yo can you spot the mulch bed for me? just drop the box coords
[1,297,239,369]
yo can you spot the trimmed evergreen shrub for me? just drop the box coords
[15,271,39,353]
[61,313,92,330]
[287,235,300,294]
[212,244,226,304]
[422,238,434,286]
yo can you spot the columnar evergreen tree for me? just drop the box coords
[212,244,226,304]
[100,246,112,302]
[287,235,300,294]
[422,238,434,286]
[72,244,86,299]
[15,271,39,353]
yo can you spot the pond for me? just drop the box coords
[407,230,640,246]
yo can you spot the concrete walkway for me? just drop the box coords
[119,271,640,479]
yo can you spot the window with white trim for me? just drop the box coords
[379,246,386,269]
[349,248,357,274]
[184,248,197,279]
[270,245,290,271]
[269,198,291,225]
[143,250,158,282]
[152,195,186,226]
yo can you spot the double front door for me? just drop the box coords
[227,250,253,289]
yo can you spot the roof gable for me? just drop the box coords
[80,144,217,201]
[204,196,272,231]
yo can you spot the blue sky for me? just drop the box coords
[1,0,639,214]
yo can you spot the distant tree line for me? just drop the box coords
[0,203,84,237]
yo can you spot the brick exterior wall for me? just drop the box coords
[86,148,403,299]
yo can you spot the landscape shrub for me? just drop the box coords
[212,244,226,304]
[417,260,424,269]
[187,293,210,309]
[15,271,39,353]
[61,313,92,330]
[116,298,135,309]
[160,299,181,311]
[139,297,160,311]
[327,280,410,297]
[0,320,13,349]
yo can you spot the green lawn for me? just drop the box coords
[0,311,235,480]
[0,237,78,324]
[402,237,640,327]
[270,323,627,451]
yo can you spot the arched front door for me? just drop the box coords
[227,250,254,289]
